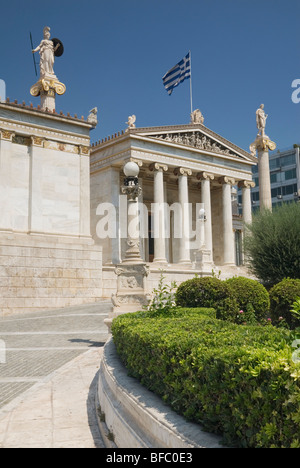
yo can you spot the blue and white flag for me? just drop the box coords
[162,52,191,95]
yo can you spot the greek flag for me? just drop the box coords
[162,52,191,95]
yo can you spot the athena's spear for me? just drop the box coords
[30,32,38,77]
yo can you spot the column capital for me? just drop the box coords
[250,135,276,156]
[79,145,90,156]
[196,171,214,181]
[149,162,168,172]
[31,135,44,147]
[219,176,236,186]
[238,180,255,189]
[174,167,192,177]
[0,130,15,141]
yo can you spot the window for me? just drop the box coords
[270,173,277,183]
[282,183,298,196]
[284,168,297,180]
[281,153,296,167]
[269,158,280,170]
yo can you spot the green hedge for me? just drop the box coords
[112,308,300,448]
[225,276,270,322]
[175,277,238,321]
[269,278,300,329]
[175,276,270,324]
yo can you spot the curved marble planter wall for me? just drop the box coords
[97,338,223,449]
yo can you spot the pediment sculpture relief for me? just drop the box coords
[151,131,239,158]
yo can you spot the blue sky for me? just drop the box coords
[1,0,299,152]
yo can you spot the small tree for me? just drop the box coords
[244,203,300,286]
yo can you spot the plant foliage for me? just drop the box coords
[244,203,300,286]
[225,276,270,323]
[269,278,300,329]
[112,309,300,448]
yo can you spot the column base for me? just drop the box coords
[107,262,151,332]
[153,258,168,265]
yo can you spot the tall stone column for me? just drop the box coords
[221,176,235,265]
[150,163,168,264]
[198,172,214,255]
[174,167,192,265]
[238,180,255,225]
[250,104,276,211]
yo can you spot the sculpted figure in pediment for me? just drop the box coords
[190,109,204,124]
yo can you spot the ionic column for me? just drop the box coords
[250,134,276,212]
[150,163,168,264]
[174,167,192,265]
[220,176,235,265]
[238,180,255,225]
[197,172,214,257]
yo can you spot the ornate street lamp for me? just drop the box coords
[121,161,142,263]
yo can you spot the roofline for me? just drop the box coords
[91,123,256,164]
[0,99,95,129]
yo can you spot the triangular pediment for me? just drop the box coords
[131,124,256,163]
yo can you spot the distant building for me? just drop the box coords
[238,145,300,212]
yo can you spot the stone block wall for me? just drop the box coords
[0,233,102,316]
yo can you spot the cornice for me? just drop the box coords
[0,100,94,129]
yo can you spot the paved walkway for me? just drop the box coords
[0,301,111,448]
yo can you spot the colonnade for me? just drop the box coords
[133,162,254,268]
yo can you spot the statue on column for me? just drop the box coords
[30,26,66,111]
[250,104,276,157]
[250,104,276,212]
[256,104,268,137]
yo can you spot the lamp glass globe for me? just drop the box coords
[123,161,139,177]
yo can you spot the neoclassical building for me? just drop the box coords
[0,26,258,315]
[90,114,256,297]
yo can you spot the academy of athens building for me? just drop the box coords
[0,94,257,315]
[90,116,257,299]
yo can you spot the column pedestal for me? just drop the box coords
[105,262,151,331]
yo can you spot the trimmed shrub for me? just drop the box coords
[112,309,299,448]
[225,276,270,323]
[269,278,300,329]
[175,277,238,321]
[244,203,300,286]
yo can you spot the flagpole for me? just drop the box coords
[189,50,193,114]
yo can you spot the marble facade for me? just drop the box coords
[0,100,102,314]
[90,119,257,297]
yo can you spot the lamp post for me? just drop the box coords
[121,162,142,263]
[105,160,150,333]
